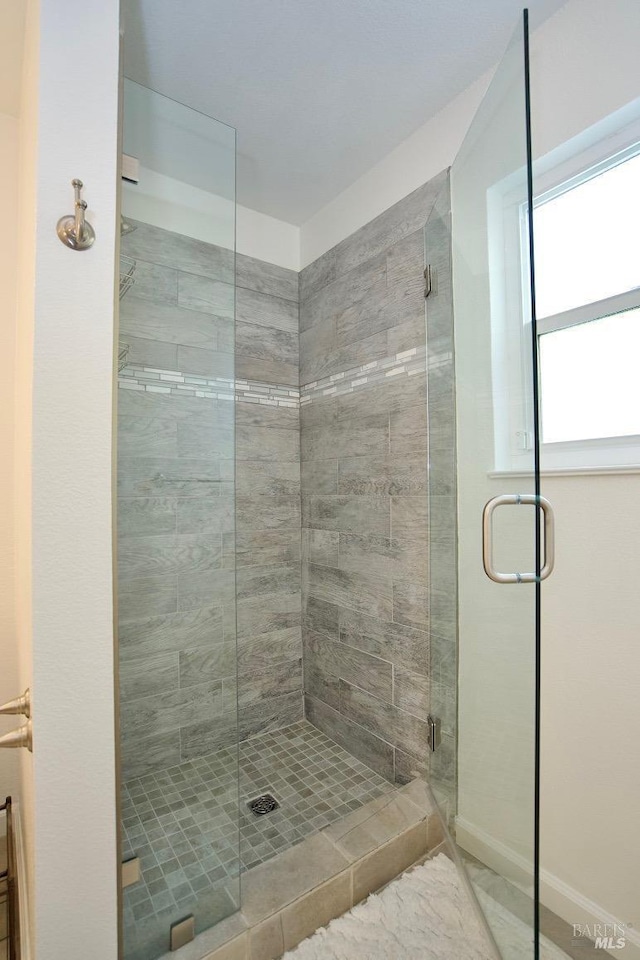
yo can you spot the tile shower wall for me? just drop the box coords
[117,221,302,779]
[234,256,303,739]
[299,169,450,784]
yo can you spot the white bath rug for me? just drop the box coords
[283,854,495,960]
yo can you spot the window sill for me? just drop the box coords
[490,464,640,479]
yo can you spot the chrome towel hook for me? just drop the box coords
[57,178,95,250]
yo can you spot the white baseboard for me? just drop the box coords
[455,817,640,960]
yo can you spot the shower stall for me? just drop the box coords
[115,74,444,960]
[114,9,637,960]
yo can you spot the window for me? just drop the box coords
[533,143,640,469]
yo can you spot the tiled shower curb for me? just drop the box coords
[164,780,444,960]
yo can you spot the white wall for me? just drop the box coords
[122,166,300,271]
[15,1,121,957]
[0,111,20,798]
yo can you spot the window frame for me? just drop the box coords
[531,138,640,470]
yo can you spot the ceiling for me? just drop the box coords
[122,0,567,225]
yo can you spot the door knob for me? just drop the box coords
[0,720,32,752]
[0,688,31,718]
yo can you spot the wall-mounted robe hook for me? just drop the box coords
[57,178,95,250]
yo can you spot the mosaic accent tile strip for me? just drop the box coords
[118,365,299,408]
[299,345,430,405]
[118,347,449,410]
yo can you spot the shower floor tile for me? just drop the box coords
[239,721,397,871]
[121,720,397,960]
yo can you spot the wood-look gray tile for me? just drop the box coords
[393,580,429,628]
[121,729,182,780]
[235,401,299,431]
[334,266,423,349]
[126,260,178,304]
[300,460,338,496]
[118,498,177,538]
[303,529,339,566]
[302,496,390,536]
[338,607,429,676]
[177,273,234,317]
[236,627,302,673]
[235,528,300,567]
[237,286,298,334]
[235,356,299,387]
[119,653,180,702]
[236,425,299,463]
[339,680,430,760]
[237,592,301,640]
[236,321,298,366]
[306,563,392,620]
[337,455,427,497]
[299,247,338,302]
[238,659,302,707]
[338,533,427,583]
[117,575,178,623]
[179,644,236,687]
[118,534,222,580]
[236,253,298,302]
[335,372,426,422]
[120,296,222,350]
[301,413,389,462]
[179,715,239,761]
[238,691,303,741]
[236,495,301,533]
[177,568,236,613]
[303,595,339,639]
[299,327,388,385]
[119,605,225,662]
[236,563,300,601]
[176,497,234,536]
[121,336,178,370]
[390,404,428,456]
[121,221,234,283]
[121,679,224,740]
[304,695,394,781]
[386,314,427,355]
[176,419,234,460]
[390,497,428,541]
[236,461,300,497]
[300,250,386,334]
[117,416,178,459]
[393,668,430,719]
[304,630,393,702]
[118,388,218,421]
[176,344,235,379]
[303,659,342,711]
[118,456,223,499]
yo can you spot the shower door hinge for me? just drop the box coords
[424,264,433,298]
[427,715,441,752]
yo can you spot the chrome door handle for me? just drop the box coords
[482,494,555,584]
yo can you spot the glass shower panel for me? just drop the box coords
[116,80,239,960]
[429,14,541,959]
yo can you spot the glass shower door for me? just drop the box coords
[434,11,543,958]
[116,81,240,960]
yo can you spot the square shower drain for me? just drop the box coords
[247,794,280,816]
